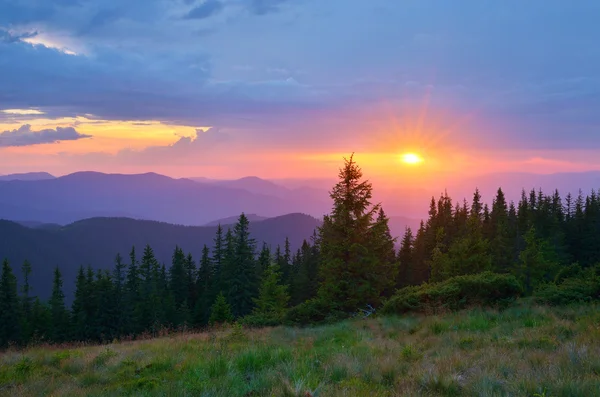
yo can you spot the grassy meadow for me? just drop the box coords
[1,302,599,396]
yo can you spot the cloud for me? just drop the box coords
[184,0,224,19]
[2,0,600,152]
[0,125,91,147]
[249,0,289,15]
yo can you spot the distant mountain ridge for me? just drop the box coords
[0,172,55,181]
[204,214,269,226]
[0,213,321,301]
[0,171,331,225]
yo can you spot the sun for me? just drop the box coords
[400,152,424,165]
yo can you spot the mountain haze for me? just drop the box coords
[0,172,331,225]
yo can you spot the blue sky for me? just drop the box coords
[1,0,600,178]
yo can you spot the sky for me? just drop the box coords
[2,0,600,186]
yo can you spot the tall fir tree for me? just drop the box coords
[124,246,141,335]
[370,207,398,297]
[112,253,127,337]
[195,244,214,326]
[20,260,34,342]
[169,246,187,309]
[250,260,290,323]
[209,292,233,325]
[226,213,258,318]
[49,267,69,343]
[396,227,414,288]
[316,155,396,312]
[0,259,21,347]
[489,188,513,273]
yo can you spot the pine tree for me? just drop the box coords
[0,259,21,346]
[209,292,233,325]
[489,188,512,273]
[30,297,52,343]
[370,207,398,296]
[212,224,225,290]
[396,227,414,288]
[94,270,117,341]
[316,155,395,312]
[256,242,271,281]
[184,253,197,311]
[138,245,161,333]
[49,267,69,343]
[225,213,257,318]
[280,237,293,285]
[71,266,89,341]
[112,253,127,337]
[518,226,559,293]
[411,221,429,284]
[20,260,34,343]
[195,245,213,326]
[169,246,187,310]
[250,261,289,324]
[124,246,141,335]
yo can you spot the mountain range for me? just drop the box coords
[0,172,331,226]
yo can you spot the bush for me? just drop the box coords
[535,275,600,305]
[381,272,523,315]
[284,298,341,326]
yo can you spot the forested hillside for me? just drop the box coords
[1,156,600,348]
[0,213,320,300]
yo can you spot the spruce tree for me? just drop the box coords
[489,188,512,273]
[185,253,197,310]
[209,292,233,325]
[257,242,271,281]
[369,207,398,296]
[112,253,127,337]
[195,245,213,326]
[138,245,162,333]
[71,266,89,341]
[94,270,117,341]
[316,155,395,312]
[396,227,414,288]
[124,246,141,335]
[169,246,187,309]
[30,297,51,343]
[226,213,257,318]
[0,259,21,347]
[250,261,289,324]
[518,226,559,293]
[20,260,34,343]
[212,224,225,290]
[49,267,69,343]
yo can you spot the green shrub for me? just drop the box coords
[284,298,335,325]
[535,276,600,305]
[381,272,523,315]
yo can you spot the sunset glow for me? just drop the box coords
[400,153,424,165]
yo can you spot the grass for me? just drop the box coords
[1,302,600,396]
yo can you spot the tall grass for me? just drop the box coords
[1,302,599,396]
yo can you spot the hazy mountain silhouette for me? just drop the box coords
[0,213,320,301]
[0,172,331,225]
[204,213,269,226]
[0,172,55,181]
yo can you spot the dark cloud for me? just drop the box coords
[0,124,91,147]
[0,29,37,43]
[184,0,224,19]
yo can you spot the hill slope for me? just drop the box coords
[0,303,596,396]
[0,213,320,300]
